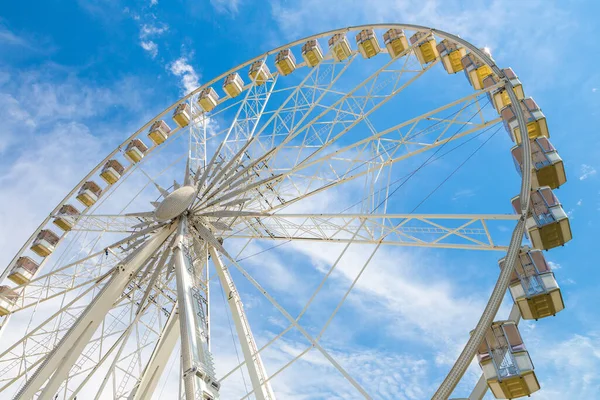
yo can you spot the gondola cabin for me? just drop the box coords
[31,229,60,257]
[8,256,40,285]
[461,48,494,90]
[436,39,466,74]
[148,120,171,146]
[275,49,296,76]
[511,138,566,189]
[483,68,525,113]
[53,204,79,232]
[301,39,324,67]
[223,73,244,98]
[383,28,409,58]
[499,246,564,320]
[198,87,219,112]
[501,98,549,145]
[328,33,352,62]
[248,60,271,86]
[512,187,572,250]
[356,29,381,59]
[76,181,102,208]
[409,31,439,65]
[173,103,191,128]
[0,286,18,316]
[476,321,540,399]
[124,139,148,164]
[100,159,124,185]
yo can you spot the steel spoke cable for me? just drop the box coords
[230,99,496,262]
[218,103,499,383]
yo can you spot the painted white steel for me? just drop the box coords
[209,247,275,400]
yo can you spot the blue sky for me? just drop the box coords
[1,0,600,399]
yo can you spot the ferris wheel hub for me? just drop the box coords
[154,185,197,222]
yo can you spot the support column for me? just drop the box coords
[15,224,176,400]
[130,308,180,400]
[209,247,275,400]
[173,218,218,400]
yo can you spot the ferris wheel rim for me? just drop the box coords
[0,23,534,400]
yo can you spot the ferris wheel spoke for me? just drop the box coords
[260,90,499,213]
[229,213,519,251]
[218,57,278,162]
[216,248,371,398]
[69,213,160,233]
[252,57,436,203]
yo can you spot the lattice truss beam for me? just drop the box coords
[228,213,519,251]
[0,231,181,399]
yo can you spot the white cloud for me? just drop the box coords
[169,57,200,95]
[138,23,168,58]
[528,332,600,399]
[579,164,596,180]
[547,261,561,270]
[577,199,583,206]
[210,0,242,14]
[150,0,158,5]
[593,88,598,93]
[139,23,168,39]
[140,40,158,58]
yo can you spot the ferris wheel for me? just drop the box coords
[0,23,571,400]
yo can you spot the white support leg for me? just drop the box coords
[14,224,176,400]
[130,308,181,400]
[209,247,276,400]
[173,218,218,400]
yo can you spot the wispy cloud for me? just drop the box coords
[140,40,158,58]
[210,0,242,14]
[138,22,168,57]
[579,164,596,180]
[169,57,200,95]
[139,23,168,38]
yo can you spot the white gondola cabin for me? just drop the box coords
[8,256,40,285]
[512,187,572,250]
[198,87,219,112]
[0,286,18,316]
[501,97,549,145]
[356,29,381,59]
[148,120,171,145]
[124,139,148,163]
[173,103,191,128]
[100,159,125,185]
[53,204,79,232]
[461,48,494,90]
[383,28,409,58]
[223,73,244,98]
[31,229,60,257]
[328,33,352,62]
[409,31,439,65]
[301,39,324,67]
[275,49,296,76]
[476,321,540,399]
[511,137,566,189]
[248,60,271,86]
[436,39,466,74]
[483,68,525,113]
[499,246,564,320]
[76,181,102,208]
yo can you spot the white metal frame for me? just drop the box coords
[0,23,535,400]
